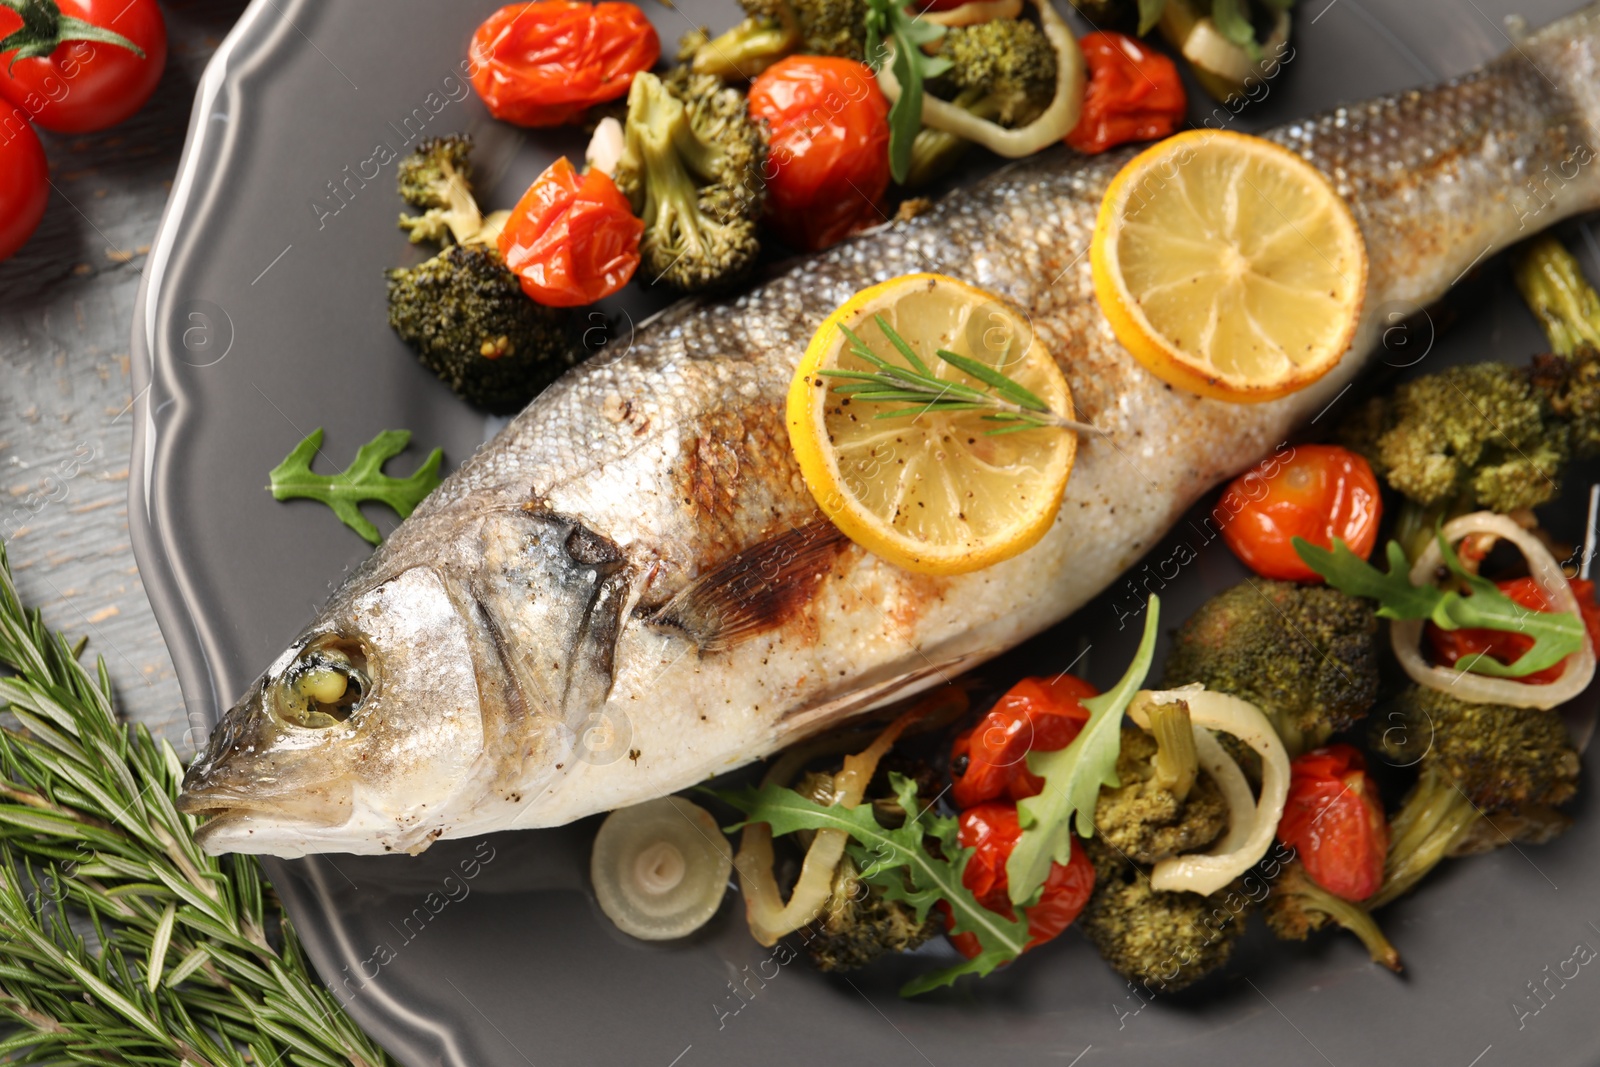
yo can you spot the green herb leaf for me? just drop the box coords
[821,316,1100,436]
[1210,0,1263,58]
[865,0,949,184]
[268,428,443,545]
[1007,597,1160,907]
[1136,0,1168,35]
[718,771,1029,996]
[1295,535,1586,678]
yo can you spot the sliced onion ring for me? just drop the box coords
[591,796,733,940]
[922,0,1022,27]
[1392,512,1595,710]
[1129,687,1289,896]
[734,693,956,946]
[875,0,1085,158]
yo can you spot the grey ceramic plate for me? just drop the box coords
[129,1,1600,1064]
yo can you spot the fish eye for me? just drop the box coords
[276,637,370,729]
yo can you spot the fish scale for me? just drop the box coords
[181,3,1600,856]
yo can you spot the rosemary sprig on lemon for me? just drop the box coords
[788,273,1081,576]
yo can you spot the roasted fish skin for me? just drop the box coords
[181,5,1600,856]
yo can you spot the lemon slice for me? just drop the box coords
[787,273,1077,576]
[1092,129,1367,403]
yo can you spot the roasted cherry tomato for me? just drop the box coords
[498,155,643,307]
[1217,444,1381,583]
[941,802,1096,958]
[1066,31,1185,154]
[0,108,48,261]
[748,55,890,252]
[0,0,165,133]
[1276,744,1387,902]
[468,1,659,128]
[1427,577,1600,685]
[950,674,1097,808]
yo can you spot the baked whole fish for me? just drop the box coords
[179,5,1600,856]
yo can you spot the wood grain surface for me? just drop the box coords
[0,0,248,748]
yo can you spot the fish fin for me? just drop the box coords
[774,647,1001,740]
[647,520,850,651]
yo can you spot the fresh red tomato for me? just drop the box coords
[1066,32,1185,154]
[1217,444,1382,583]
[941,802,1096,958]
[0,108,48,261]
[468,1,659,128]
[747,56,890,252]
[1427,577,1600,685]
[498,156,643,307]
[0,0,165,134]
[950,674,1097,808]
[1276,744,1387,902]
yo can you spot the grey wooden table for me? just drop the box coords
[0,0,247,749]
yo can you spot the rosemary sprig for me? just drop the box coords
[821,315,1101,437]
[0,538,393,1067]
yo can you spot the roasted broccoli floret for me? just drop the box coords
[386,244,577,413]
[1078,839,1248,993]
[800,852,941,971]
[939,18,1057,127]
[905,18,1059,188]
[396,135,489,247]
[692,0,869,78]
[1368,685,1580,906]
[1162,581,1380,758]
[1516,234,1600,360]
[1094,708,1229,865]
[1262,861,1401,971]
[1339,361,1569,514]
[614,71,765,294]
[1518,235,1600,459]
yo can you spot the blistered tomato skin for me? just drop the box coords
[942,802,1095,957]
[1218,444,1382,583]
[1066,31,1186,154]
[1276,744,1388,902]
[468,1,659,127]
[950,674,1096,808]
[748,56,891,252]
[498,157,643,307]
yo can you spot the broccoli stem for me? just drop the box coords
[903,89,998,189]
[1392,495,1473,564]
[1514,235,1600,358]
[693,13,799,79]
[1145,699,1198,801]
[1261,708,1331,761]
[1297,872,1402,972]
[1369,766,1480,908]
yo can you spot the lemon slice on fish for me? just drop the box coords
[788,273,1077,576]
[1091,129,1367,403]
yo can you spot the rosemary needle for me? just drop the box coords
[0,539,394,1067]
[820,315,1104,437]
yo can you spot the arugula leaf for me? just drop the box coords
[1136,0,1168,35]
[1295,535,1585,678]
[1006,597,1161,908]
[865,0,950,184]
[1210,0,1263,59]
[719,771,1029,996]
[268,428,443,545]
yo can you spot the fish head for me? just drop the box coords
[179,564,489,856]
